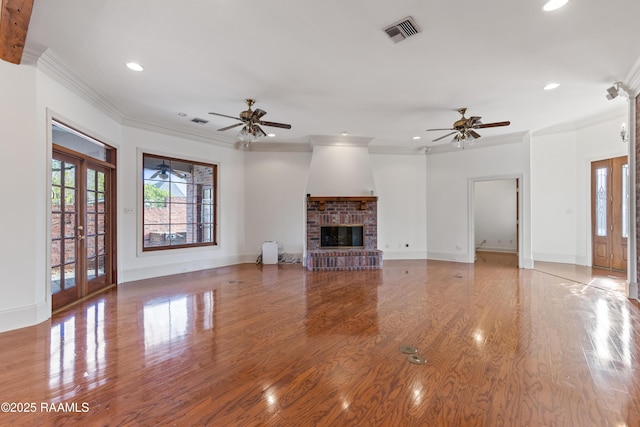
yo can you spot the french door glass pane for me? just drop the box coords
[64,263,76,289]
[51,266,61,294]
[88,168,107,280]
[64,214,76,237]
[596,167,607,236]
[52,159,62,185]
[51,159,78,295]
[52,214,62,239]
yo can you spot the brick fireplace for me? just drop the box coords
[305,196,383,271]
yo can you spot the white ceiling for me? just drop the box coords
[24,0,640,150]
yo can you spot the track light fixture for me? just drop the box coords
[606,84,619,100]
[606,82,630,100]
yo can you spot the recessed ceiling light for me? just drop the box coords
[341,132,349,136]
[543,0,569,12]
[267,133,276,137]
[126,62,144,71]
[543,82,560,90]
[412,136,421,140]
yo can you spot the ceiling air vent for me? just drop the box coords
[383,16,421,43]
[191,117,209,124]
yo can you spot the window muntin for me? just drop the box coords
[142,154,217,250]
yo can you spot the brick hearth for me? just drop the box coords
[305,196,383,271]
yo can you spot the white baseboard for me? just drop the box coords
[120,255,250,283]
[382,251,428,260]
[0,299,50,333]
[427,251,473,263]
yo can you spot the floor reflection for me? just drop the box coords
[49,316,76,390]
[143,291,217,360]
[304,271,381,336]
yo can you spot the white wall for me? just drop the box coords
[244,150,312,258]
[474,179,518,253]
[426,136,532,267]
[0,62,44,332]
[241,148,429,261]
[306,144,376,197]
[530,109,627,265]
[370,153,427,259]
[119,127,246,282]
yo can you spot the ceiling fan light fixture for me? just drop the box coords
[158,171,169,180]
[238,126,260,143]
[543,0,569,11]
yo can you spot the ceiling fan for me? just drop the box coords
[208,99,292,139]
[426,108,510,144]
[149,161,187,180]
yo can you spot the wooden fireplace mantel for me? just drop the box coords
[306,196,377,211]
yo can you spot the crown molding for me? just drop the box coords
[240,141,313,152]
[30,45,125,123]
[625,56,640,97]
[21,41,46,66]
[533,104,627,136]
[121,117,236,149]
[425,131,529,155]
[369,145,428,155]
[309,135,374,147]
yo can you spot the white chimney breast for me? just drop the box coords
[305,137,376,197]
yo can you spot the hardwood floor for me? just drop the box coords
[1,255,640,426]
[534,259,627,295]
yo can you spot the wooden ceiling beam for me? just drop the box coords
[0,0,34,64]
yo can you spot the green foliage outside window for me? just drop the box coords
[144,184,170,207]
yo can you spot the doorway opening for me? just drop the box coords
[471,177,520,267]
[50,120,117,311]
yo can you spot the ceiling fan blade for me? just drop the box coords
[259,120,292,129]
[218,122,244,131]
[432,131,458,142]
[252,109,267,120]
[171,170,187,179]
[426,128,455,132]
[468,130,482,139]
[208,112,242,120]
[475,121,510,129]
[253,125,267,137]
[467,116,482,126]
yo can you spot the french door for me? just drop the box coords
[51,149,115,310]
[591,156,628,271]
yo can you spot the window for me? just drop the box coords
[142,154,217,250]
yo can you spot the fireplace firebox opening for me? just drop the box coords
[321,225,364,248]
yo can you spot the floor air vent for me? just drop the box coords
[384,16,421,43]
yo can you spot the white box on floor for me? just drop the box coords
[262,241,278,264]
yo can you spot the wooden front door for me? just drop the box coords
[591,156,628,271]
